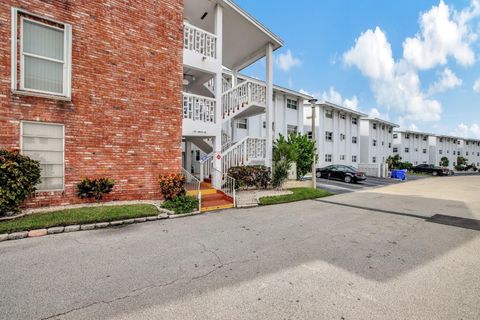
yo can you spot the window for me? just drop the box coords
[381,141,385,146]
[352,155,357,163]
[447,150,449,154]
[388,142,392,148]
[325,154,332,162]
[340,113,346,120]
[382,125,385,130]
[325,110,333,119]
[352,117,358,125]
[393,147,398,153]
[21,121,64,191]
[405,134,410,139]
[340,133,346,141]
[325,131,333,142]
[195,150,201,161]
[12,9,72,98]
[372,140,377,147]
[453,151,456,155]
[287,125,298,135]
[372,123,377,130]
[307,131,313,140]
[286,98,298,110]
[372,157,377,163]
[388,128,392,134]
[415,135,419,139]
[393,133,398,139]
[405,147,409,153]
[352,136,357,144]
[415,148,418,152]
[423,149,427,154]
[466,151,469,156]
[340,155,345,160]
[263,121,266,128]
[236,118,248,129]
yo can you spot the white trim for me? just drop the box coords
[12,8,72,99]
[20,120,65,192]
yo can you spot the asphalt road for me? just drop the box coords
[1,176,479,319]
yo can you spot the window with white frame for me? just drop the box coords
[340,133,346,141]
[439,149,443,155]
[287,125,298,135]
[393,147,398,153]
[307,131,313,140]
[236,118,248,129]
[372,123,377,130]
[372,139,377,146]
[372,156,377,163]
[393,133,398,139]
[286,98,298,110]
[340,155,345,160]
[352,117,357,125]
[339,113,346,120]
[423,149,427,154]
[405,134,410,139]
[325,131,333,142]
[405,147,409,153]
[12,9,72,98]
[325,110,333,119]
[388,143,391,148]
[21,121,64,191]
[352,155,357,163]
[325,154,332,162]
[352,136,357,144]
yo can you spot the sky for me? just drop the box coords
[236,0,480,139]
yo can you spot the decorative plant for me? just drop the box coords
[285,133,317,180]
[159,173,186,201]
[0,149,41,216]
[272,136,296,189]
[228,165,271,190]
[386,154,402,170]
[440,156,449,168]
[77,177,115,201]
[161,195,198,214]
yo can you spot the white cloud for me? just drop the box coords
[403,0,480,70]
[453,123,480,138]
[368,108,382,118]
[474,78,480,92]
[320,87,359,110]
[343,27,395,80]
[409,123,419,131]
[428,68,462,94]
[275,49,302,72]
[344,28,442,122]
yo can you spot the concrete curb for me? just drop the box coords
[0,213,171,243]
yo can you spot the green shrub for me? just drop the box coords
[397,161,413,170]
[228,165,271,190]
[284,133,317,180]
[159,173,186,201]
[272,135,296,188]
[77,177,115,201]
[161,195,198,214]
[440,156,449,167]
[0,149,42,216]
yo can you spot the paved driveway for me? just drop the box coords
[0,176,479,319]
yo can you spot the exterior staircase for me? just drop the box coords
[194,181,234,212]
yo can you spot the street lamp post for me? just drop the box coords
[308,99,318,189]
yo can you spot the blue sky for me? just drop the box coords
[237,0,480,138]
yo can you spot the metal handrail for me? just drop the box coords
[210,167,236,208]
[182,168,202,211]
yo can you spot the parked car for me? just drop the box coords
[316,165,367,183]
[411,164,449,176]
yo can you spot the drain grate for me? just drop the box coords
[426,214,480,231]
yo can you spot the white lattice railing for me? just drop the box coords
[184,22,216,59]
[204,77,233,95]
[221,137,267,174]
[183,92,216,123]
[222,81,266,119]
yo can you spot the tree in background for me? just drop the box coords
[440,156,449,167]
[272,135,296,188]
[386,154,402,170]
[285,132,317,180]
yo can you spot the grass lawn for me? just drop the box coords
[0,204,159,234]
[259,188,332,206]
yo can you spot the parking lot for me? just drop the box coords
[316,175,422,194]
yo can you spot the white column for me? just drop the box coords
[213,4,223,185]
[298,98,304,134]
[185,141,192,173]
[265,43,274,167]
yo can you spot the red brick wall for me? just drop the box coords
[0,0,184,208]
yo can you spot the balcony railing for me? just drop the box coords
[183,93,216,123]
[184,22,217,59]
[222,80,266,119]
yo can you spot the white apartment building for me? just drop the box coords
[393,130,434,166]
[182,0,285,186]
[463,139,480,167]
[304,102,367,168]
[360,118,398,165]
